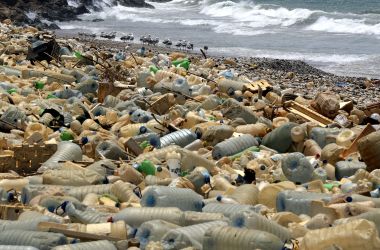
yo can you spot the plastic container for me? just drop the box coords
[281,152,314,184]
[262,122,298,153]
[0,230,67,250]
[140,186,204,211]
[110,180,140,203]
[160,129,197,148]
[0,216,58,232]
[161,220,228,250]
[64,202,112,224]
[52,240,117,250]
[235,123,269,137]
[180,211,227,226]
[310,127,340,148]
[358,130,380,172]
[42,169,105,186]
[0,179,28,192]
[66,184,113,201]
[39,141,82,172]
[202,203,258,218]
[203,226,284,250]
[136,220,179,249]
[111,207,183,227]
[95,140,128,160]
[228,184,259,205]
[303,139,322,157]
[276,190,332,215]
[335,160,367,180]
[231,210,291,242]
[300,219,380,250]
[212,134,258,160]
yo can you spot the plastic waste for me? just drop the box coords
[140,186,204,211]
[212,134,258,160]
[203,226,284,250]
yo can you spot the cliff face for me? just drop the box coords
[0,0,153,29]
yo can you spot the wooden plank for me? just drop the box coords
[340,123,376,159]
[39,222,124,242]
[284,101,333,127]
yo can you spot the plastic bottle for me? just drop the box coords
[136,220,179,250]
[358,130,380,172]
[140,186,204,211]
[42,169,105,186]
[0,179,28,192]
[276,190,332,215]
[111,207,183,228]
[310,127,340,148]
[0,230,67,250]
[161,220,228,250]
[335,159,367,180]
[212,134,258,160]
[300,219,380,250]
[51,240,117,250]
[262,122,298,153]
[228,184,259,205]
[64,202,112,224]
[0,216,58,232]
[235,123,269,137]
[231,210,291,242]
[95,140,129,160]
[334,211,380,236]
[39,141,82,172]
[281,152,314,184]
[258,181,297,209]
[166,152,182,178]
[110,180,140,203]
[202,203,258,218]
[159,129,198,148]
[203,226,284,250]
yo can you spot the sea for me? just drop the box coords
[58,0,380,78]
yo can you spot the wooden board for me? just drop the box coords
[340,123,376,159]
[284,101,333,127]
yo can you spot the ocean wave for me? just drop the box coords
[200,1,318,28]
[306,16,380,36]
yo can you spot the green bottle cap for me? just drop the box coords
[60,130,74,141]
[46,93,57,99]
[138,159,156,176]
[7,88,17,94]
[140,141,150,149]
[34,81,44,90]
[74,51,83,59]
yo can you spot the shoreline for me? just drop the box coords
[55,33,378,108]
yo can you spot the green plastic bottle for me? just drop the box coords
[7,88,17,94]
[138,159,156,176]
[46,93,57,99]
[172,59,190,70]
[149,65,159,74]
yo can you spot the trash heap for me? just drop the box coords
[0,20,379,250]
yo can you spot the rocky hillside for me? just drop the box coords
[0,0,153,29]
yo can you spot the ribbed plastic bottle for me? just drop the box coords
[64,202,112,224]
[21,184,72,204]
[231,210,291,242]
[0,230,67,250]
[51,240,117,250]
[281,152,314,184]
[276,190,332,215]
[300,219,380,250]
[136,220,180,249]
[111,207,183,228]
[202,203,258,218]
[159,129,198,148]
[0,216,58,232]
[140,186,204,211]
[309,127,340,148]
[180,211,227,226]
[203,226,284,250]
[161,220,228,250]
[0,246,39,250]
[262,122,298,153]
[212,134,258,160]
[39,141,82,172]
[42,169,105,186]
[67,184,113,201]
[334,211,380,236]
[228,184,259,205]
[110,180,140,203]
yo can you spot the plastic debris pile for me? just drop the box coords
[0,20,378,250]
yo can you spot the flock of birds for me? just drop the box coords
[78,31,197,51]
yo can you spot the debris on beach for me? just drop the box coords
[0,19,379,249]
